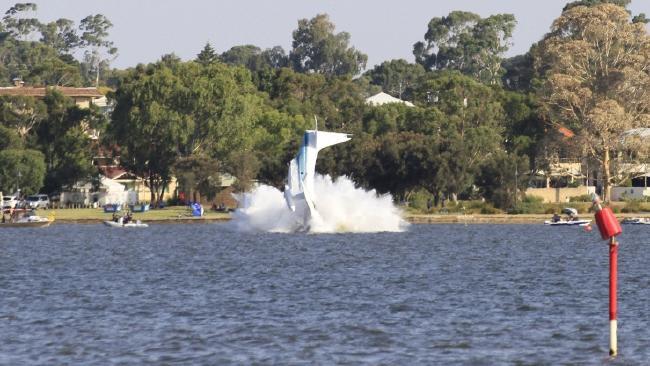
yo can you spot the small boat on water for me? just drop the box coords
[1,209,52,227]
[103,220,148,228]
[104,210,148,228]
[545,207,591,226]
[621,217,650,225]
[544,219,591,226]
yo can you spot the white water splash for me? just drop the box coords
[231,174,408,233]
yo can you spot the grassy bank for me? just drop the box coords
[404,212,650,224]
[39,205,650,225]
[41,206,230,223]
[405,199,650,216]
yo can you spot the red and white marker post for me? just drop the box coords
[592,194,622,356]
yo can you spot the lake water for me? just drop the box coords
[0,223,648,364]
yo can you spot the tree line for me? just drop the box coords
[0,0,649,208]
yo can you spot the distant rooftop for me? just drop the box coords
[365,92,414,107]
[0,86,103,98]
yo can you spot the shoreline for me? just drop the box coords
[408,213,650,224]
[51,216,231,225]
[46,213,650,225]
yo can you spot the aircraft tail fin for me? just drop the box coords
[314,131,352,152]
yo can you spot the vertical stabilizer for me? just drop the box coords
[314,131,352,152]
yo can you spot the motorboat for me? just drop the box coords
[103,219,148,228]
[621,217,650,225]
[544,219,591,226]
[545,207,591,226]
[1,209,52,227]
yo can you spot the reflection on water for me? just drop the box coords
[0,223,648,364]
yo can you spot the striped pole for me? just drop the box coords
[609,237,618,356]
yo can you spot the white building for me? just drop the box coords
[365,92,414,107]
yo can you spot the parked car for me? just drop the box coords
[26,194,50,209]
[2,195,19,209]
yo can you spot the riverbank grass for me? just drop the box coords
[39,206,230,221]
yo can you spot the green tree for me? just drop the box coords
[535,3,650,200]
[221,44,262,69]
[39,18,79,54]
[2,3,40,40]
[173,155,221,202]
[413,11,516,84]
[221,44,289,72]
[226,150,260,192]
[0,124,21,149]
[290,14,367,77]
[362,131,437,201]
[475,152,530,210]
[110,58,270,201]
[79,14,117,86]
[109,62,188,205]
[563,0,648,23]
[563,0,630,11]
[364,59,425,100]
[0,95,46,139]
[414,71,506,200]
[196,42,218,65]
[0,37,82,86]
[499,90,545,162]
[501,52,538,92]
[261,46,289,69]
[254,110,309,187]
[0,148,45,194]
[35,90,96,193]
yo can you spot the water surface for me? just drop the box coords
[1,223,648,364]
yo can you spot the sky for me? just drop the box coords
[6,0,650,70]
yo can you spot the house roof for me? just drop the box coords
[365,92,415,107]
[98,166,128,180]
[0,86,103,98]
[557,126,575,138]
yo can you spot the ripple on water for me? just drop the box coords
[0,223,648,364]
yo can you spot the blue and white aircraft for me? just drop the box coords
[284,129,351,229]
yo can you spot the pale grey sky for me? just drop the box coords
[6,0,650,69]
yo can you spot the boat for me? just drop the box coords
[1,209,52,227]
[545,207,591,226]
[621,217,650,225]
[283,126,352,229]
[544,219,592,226]
[103,219,148,228]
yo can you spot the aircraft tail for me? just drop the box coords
[284,129,352,230]
[314,131,352,152]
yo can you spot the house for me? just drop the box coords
[527,126,650,202]
[0,79,104,109]
[97,165,178,204]
[58,176,128,208]
[0,79,106,140]
[526,158,596,203]
[365,92,415,107]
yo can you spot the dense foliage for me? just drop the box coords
[1,2,649,210]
